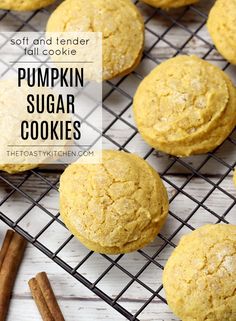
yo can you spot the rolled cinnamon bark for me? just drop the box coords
[29,277,55,321]
[0,232,27,321]
[0,230,14,270]
[29,272,65,321]
[36,272,65,321]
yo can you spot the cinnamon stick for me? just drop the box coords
[29,272,65,321]
[29,277,54,321]
[0,231,27,321]
[0,230,14,270]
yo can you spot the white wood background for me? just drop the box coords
[0,0,236,320]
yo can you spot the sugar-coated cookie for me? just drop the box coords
[133,55,236,157]
[46,0,145,80]
[207,0,236,65]
[140,0,198,9]
[0,164,37,174]
[59,150,169,254]
[0,0,55,11]
[0,79,67,174]
[163,224,236,321]
[0,80,38,173]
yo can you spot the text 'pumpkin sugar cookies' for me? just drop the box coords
[163,224,236,321]
[140,0,198,9]
[46,0,145,80]
[59,150,169,254]
[207,0,236,65]
[0,0,55,11]
[133,55,236,157]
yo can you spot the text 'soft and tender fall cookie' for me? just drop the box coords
[133,55,236,157]
[163,224,236,321]
[207,0,236,65]
[46,0,145,80]
[59,150,169,254]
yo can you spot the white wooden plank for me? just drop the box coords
[0,220,177,321]
[7,298,178,321]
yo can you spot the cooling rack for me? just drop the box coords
[0,1,236,320]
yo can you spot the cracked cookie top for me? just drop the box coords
[163,224,236,321]
[46,0,144,80]
[59,150,169,254]
[133,55,236,156]
[0,79,68,174]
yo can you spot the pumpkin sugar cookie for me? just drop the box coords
[163,224,236,321]
[0,0,55,11]
[133,55,236,157]
[140,0,198,9]
[59,150,169,254]
[46,0,145,80]
[0,164,37,174]
[207,0,236,65]
[0,79,68,174]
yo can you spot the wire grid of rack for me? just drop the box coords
[0,1,236,320]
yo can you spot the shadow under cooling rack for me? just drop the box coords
[0,1,236,320]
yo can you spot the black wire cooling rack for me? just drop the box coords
[0,1,236,320]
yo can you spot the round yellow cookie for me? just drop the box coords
[207,0,236,65]
[140,0,198,9]
[0,80,38,174]
[46,0,144,80]
[59,150,169,254]
[0,164,37,174]
[163,224,236,321]
[133,55,236,157]
[0,79,67,174]
[234,171,236,187]
[0,0,55,11]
